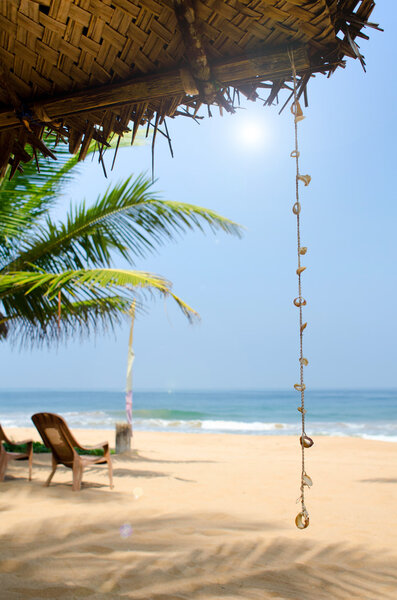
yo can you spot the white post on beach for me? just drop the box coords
[115,301,136,453]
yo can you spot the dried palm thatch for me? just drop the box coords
[0,0,380,177]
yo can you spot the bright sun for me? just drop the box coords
[238,118,267,148]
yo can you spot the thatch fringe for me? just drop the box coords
[0,0,380,177]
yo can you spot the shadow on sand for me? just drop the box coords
[120,449,217,465]
[1,456,396,599]
[0,505,396,600]
[359,478,397,484]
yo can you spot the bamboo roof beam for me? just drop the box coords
[0,45,310,132]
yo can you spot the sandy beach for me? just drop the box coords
[1,429,396,599]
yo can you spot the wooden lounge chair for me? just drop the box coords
[0,424,33,482]
[31,413,113,492]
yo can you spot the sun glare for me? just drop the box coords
[237,118,268,149]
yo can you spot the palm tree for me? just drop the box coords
[0,137,241,347]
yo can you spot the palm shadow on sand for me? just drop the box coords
[1,507,396,600]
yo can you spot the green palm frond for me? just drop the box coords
[0,133,240,348]
[0,132,145,249]
[0,267,171,296]
[0,268,198,336]
[3,296,130,348]
[0,140,73,240]
[4,175,241,272]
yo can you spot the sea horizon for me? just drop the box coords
[2,386,397,392]
[1,388,396,442]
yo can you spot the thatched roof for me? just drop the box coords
[0,0,380,176]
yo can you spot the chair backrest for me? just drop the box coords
[0,424,11,445]
[31,413,79,466]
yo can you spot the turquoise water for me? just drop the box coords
[1,389,397,441]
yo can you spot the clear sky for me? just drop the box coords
[1,3,395,391]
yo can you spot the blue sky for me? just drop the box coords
[1,3,395,391]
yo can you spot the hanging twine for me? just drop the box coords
[288,50,313,530]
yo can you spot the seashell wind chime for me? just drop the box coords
[289,51,314,530]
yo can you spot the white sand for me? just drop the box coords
[1,428,396,599]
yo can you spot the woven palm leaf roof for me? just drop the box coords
[0,0,379,176]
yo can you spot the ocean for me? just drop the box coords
[1,389,397,442]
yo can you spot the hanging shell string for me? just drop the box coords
[288,50,313,531]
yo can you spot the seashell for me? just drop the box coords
[291,101,305,123]
[299,247,308,255]
[294,383,306,392]
[303,474,313,487]
[292,202,301,215]
[300,435,314,448]
[290,150,300,158]
[290,101,301,116]
[300,322,307,333]
[296,266,306,276]
[298,174,311,186]
[293,297,307,307]
[295,512,309,529]
[300,357,309,366]
[297,407,307,414]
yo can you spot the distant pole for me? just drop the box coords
[126,300,136,429]
[116,301,136,454]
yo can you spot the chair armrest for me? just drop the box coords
[75,441,109,452]
[6,439,33,447]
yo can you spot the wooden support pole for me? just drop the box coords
[0,45,310,131]
[173,0,217,103]
[115,422,132,454]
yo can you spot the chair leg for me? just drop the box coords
[46,455,58,487]
[72,459,83,492]
[27,442,33,481]
[0,446,7,482]
[107,457,113,490]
